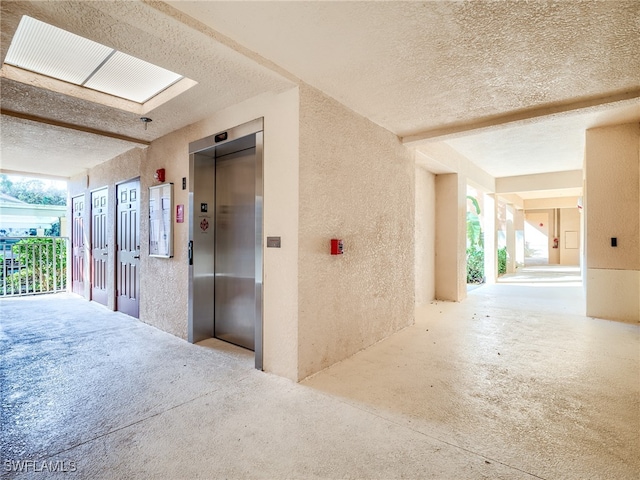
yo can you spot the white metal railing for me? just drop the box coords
[0,237,68,297]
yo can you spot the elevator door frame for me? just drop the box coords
[188,118,264,370]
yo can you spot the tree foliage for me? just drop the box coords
[466,195,483,249]
[498,247,508,275]
[2,238,67,294]
[0,175,66,205]
[467,247,485,284]
[466,195,485,284]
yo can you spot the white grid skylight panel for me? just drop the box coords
[83,51,182,103]
[4,16,113,85]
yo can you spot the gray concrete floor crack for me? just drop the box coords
[320,392,549,480]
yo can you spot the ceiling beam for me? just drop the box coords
[0,203,67,218]
[1,109,151,146]
[402,88,640,145]
[496,170,583,194]
[0,169,69,182]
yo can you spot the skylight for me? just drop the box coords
[4,16,183,104]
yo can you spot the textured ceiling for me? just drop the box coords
[168,0,640,136]
[442,97,640,177]
[1,115,137,178]
[1,0,639,183]
[0,0,294,178]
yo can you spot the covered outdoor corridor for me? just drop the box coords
[1,273,637,479]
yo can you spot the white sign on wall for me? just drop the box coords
[149,183,173,258]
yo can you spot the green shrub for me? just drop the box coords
[497,246,507,275]
[466,195,485,284]
[4,238,66,294]
[466,247,485,284]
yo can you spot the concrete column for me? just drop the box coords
[506,204,516,274]
[514,208,525,270]
[549,208,561,265]
[584,123,639,322]
[483,193,496,284]
[435,173,466,301]
[415,166,436,305]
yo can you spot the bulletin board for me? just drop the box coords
[149,183,173,258]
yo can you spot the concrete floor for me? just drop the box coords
[1,268,638,479]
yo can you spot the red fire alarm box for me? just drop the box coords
[331,239,344,255]
[154,168,165,183]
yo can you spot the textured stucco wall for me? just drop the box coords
[585,124,640,271]
[68,89,300,379]
[66,132,191,340]
[140,131,190,340]
[415,165,436,305]
[585,122,640,322]
[586,269,639,323]
[143,88,301,379]
[297,84,414,380]
[179,88,299,380]
[68,140,186,336]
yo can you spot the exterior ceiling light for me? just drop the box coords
[4,15,183,103]
[140,117,153,130]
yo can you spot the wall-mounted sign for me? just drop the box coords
[176,204,184,223]
[149,183,173,258]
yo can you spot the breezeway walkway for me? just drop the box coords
[1,280,638,479]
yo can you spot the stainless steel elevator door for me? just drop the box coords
[214,147,256,350]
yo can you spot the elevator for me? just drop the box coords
[188,118,263,369]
